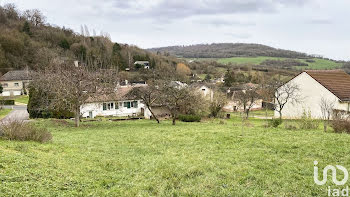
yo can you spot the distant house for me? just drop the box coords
[275,70,350,119]
[224,83,263,112]
[81,84,148,119]
[0,70,32,96]
[190,83,214,101]
[134,61,150,69]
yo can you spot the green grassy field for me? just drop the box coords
[0,118,348,196]
[13,95,29,105]
[216,56,341,70]
[0,109,12,119]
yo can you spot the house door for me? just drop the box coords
[89,111,93,119]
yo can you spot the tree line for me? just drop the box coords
[148,43,311,59]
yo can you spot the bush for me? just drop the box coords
[268,118,282,128]
[28,86,74,119]
[331,112,350,133]
[331,120,350,133]
[0,100,15,105]
[298,111,319,130]
[0,121,52,143]
[284,121,298,130]
[178,114,201,122]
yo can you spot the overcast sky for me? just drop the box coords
[3,0,350,60]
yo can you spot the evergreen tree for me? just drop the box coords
[59,39,70,50]
[224,69,235,87]
[22,21,31,36]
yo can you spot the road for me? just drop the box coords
[1,105,29,124]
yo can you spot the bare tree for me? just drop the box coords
[129,83,160,123]
[319,97,335,132]
[209,90,227,118]
[159,84,189,125]
[31,62,118,127]
[272,81,301,121]
[22,9,46,26]
[234,87,260,119]
[159,83,202,125]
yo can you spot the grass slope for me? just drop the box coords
[14,95,29,105]
[0,118,348,196]
[0,109,12,119]
[217,56,341,70]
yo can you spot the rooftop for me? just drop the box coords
[0,70,33,81]
[305,70,350,101]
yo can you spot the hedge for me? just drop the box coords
[0,100,15,105]
[178,114,201,122]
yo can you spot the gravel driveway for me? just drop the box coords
[1,105,29,124]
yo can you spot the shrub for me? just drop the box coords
[0,100,15,105]
[331,112,350,133]
[284,121,298,130]
[268,118,282,128]
[0,121,52,143]
[178,114,201,122]
[298,111,319,130]
[28,86,74,119]
[331,120,350,133]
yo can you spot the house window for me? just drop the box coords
[124,101,131,109]
[103,102,114,111]
[115,102,119,109]
[3,83,8,87]
[123,101,138,109]
[14,83,19,87]
[202,89,206,91]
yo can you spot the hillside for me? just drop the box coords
[148,43,311,59]
[0,4,179,78]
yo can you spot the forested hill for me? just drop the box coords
[148,43,312,59]
[0,4,177,75]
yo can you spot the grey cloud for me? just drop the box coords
[109,0,310,22]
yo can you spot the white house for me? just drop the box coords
[190,84,214,101]
[275,70,350,119]
[134,61,150,69]
[80,85,150,119]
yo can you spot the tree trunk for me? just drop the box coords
[172,114,176,125]
[75,106,80,127]
[246,109,250,119]
[148,106,160,123]
[279,111,282,121]
[323,121,327,132]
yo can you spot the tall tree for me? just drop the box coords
[31,62,118,127]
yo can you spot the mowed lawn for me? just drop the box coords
[0,118,349,196]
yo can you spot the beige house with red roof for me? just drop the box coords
[275,70,350,119]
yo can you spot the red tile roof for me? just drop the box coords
[305,70,350,101]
